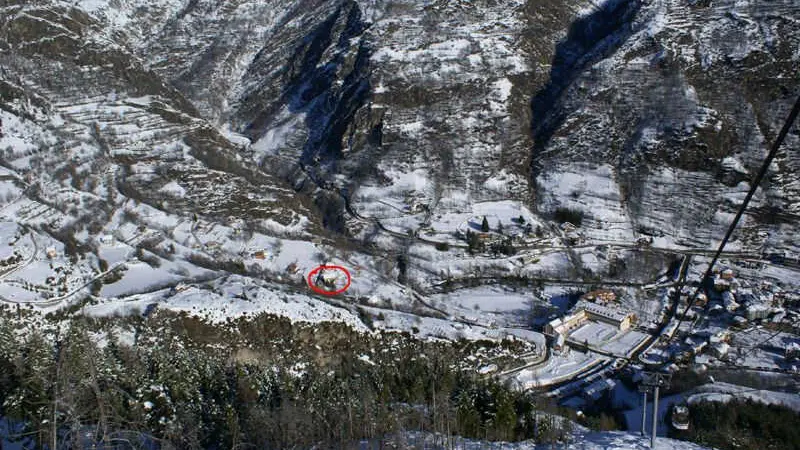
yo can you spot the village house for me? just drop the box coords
[684,337,707,355]
[315,270,340,290]
[732,315,748,328]
[746,304,771,321]
[553,333,568,354]
[518,254,541,265]
[205,241,222,250]
[170,283,191,295]
[560,222,577,233]
[714,277,731,291]
[694,292,709,308]
[709,330,731,345]
[559,222,583,245]
[785,343,800,362]
[722,291,739,312]
[409,201,428,214]
[710,342,730,359]
[720,268,735,280]
[545,313,585,337]
[476,232,502,244]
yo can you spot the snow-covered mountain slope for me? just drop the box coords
[0,1,322,235]
[0,0,798,331]
[539,430,709,449]
[0,1,369,320]
[69,0,588,231]
[87,0,800,257]
[531,0,800,252]
[533,430,710,449]
[1,416,712,450]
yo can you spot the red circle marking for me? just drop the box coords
[306,265,352,296]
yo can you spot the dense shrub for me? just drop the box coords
[553,207,584,226]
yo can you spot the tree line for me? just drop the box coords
[669,398,800,450]
[0,309,577,449]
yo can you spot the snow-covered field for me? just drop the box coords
[369,305,546,346]
[427,284,544,328]
[396,428,710,449]
[603,329,650,357]
[85,275,369,330]
[687,382,800,412]
[571,321,618,344]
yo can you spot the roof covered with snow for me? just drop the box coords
[575,300,632,323]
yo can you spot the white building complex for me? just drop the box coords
[546,300,635,337]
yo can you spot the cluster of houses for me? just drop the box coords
[454,215,541,252]
[580,289,618,305]
[705,268,788,328]
[646,328,734,374]
[670,267,800,372]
